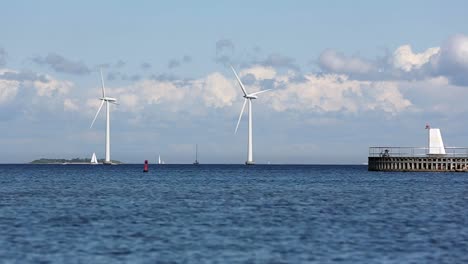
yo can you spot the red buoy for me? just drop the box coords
[143,160,149,172]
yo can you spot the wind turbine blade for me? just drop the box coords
[90,100,105,128]
[250,89,272,96]
[230,66,248,96]
[235,99,247,134]
[100,68,106,97]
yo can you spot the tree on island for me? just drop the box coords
[30,158,122,164]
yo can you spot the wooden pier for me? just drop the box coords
[368,147,468,172]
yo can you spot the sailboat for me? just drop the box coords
[158,155,162,165]
[193,144,199,165]
[90,152,99,165]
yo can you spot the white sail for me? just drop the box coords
[91,152,98,164]
[158,155,161,164]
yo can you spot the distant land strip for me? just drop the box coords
[30,158,123,164]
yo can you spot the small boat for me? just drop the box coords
[90,152,99,165]
[193,144,200,165]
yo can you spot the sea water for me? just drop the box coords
[0,164,467,263]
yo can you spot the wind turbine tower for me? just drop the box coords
[231,66,271,165]
[90,69,118,165]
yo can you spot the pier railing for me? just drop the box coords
[369,147,468,158]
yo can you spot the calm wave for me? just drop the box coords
[0,164,467,263]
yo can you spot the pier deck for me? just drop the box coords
[368,147,468,172]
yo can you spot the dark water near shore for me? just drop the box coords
[0,164,467,263]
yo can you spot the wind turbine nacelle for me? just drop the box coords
[101,97,117,102]
[245,95,257,99]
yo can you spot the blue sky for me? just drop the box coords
[1,0,468,163]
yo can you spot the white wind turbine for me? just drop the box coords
[90,69,118,165]
[231,66,272,165]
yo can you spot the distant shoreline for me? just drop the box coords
[35,162,94,165]
[12,163,366,166]
[29,158,123,164]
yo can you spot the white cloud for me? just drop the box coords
[392,44,439,72]
[119,93,140,112]
[240,65,277,80]
[198,72,237,108]
[431,34,468,85]
[64,98,79,111]
[437,34,468,69]
[86,98,101,110]
[32,75,73,97]
[316,34,468,87]
[0,79,19,104]
[110,72,238,114]
[367,81,412,113]
[0,69,20,104]
[268,73,411,114]
[319,49,375,74]
[397,76,468,114]
[140,80,184,105]
[0,69,73,104]
[84,65,414,120]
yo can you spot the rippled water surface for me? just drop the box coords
[0,164,467,263]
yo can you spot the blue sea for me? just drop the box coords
[0,164,467,263]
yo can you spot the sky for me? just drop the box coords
[1,0,468,164]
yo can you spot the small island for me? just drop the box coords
[30,158,123,164]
